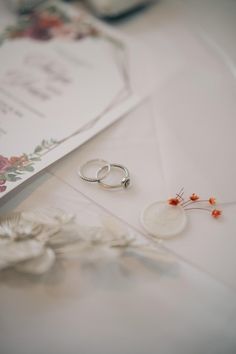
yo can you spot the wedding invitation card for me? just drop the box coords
[0,1,140,198]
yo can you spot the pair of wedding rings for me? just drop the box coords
[78,159,131,190]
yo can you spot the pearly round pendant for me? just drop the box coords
[141,201,187,239]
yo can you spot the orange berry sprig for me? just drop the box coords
[209,197,216,205]
[168,197,181,206]
[168,187,184,206]
[168,189,222,218]
[211,209,222,218]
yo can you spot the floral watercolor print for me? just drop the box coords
[0,4,99,45]
[0,139,57,193]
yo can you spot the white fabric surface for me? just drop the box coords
[1,0,236,353]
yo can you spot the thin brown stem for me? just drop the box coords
[181,199,211,207]
[184,207,211,212]
[176,187,184,201]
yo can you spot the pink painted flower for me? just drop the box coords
[0,185,7,193]
[9,155,28,167]
[37,12,63,29]
[0,155,11,174]
[49,24,77,40]
[0,179,6,185]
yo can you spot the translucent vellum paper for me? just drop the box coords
[0,174,236,354]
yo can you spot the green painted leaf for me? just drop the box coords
[30,157,41,161]
[34,146,42,153]
[5,174,21,182]
[6,166,16,172]
[23,165,35,172]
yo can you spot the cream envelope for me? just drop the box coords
[47,4,236,290]
[46,97,236,291]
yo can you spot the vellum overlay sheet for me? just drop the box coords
[0,177,236,354]
[0,1,141,198]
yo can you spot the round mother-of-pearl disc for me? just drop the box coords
[141,201,187,238]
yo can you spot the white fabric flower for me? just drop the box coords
[0,209,174,276]
[0,209,134,275]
